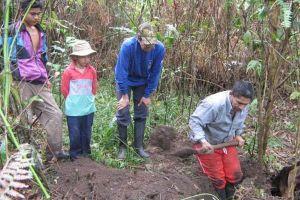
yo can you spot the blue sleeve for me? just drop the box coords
[1,24,16,60]
[144,45,165,98]
[0,35,13,56]
[115,42,130,95]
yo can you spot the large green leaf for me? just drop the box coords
[277,0,292,28]
[247,60,264,77]
[166,0,174,6]
[10,87,21,106]
[243,31,252,46]
[257,6,267,21]
[290,91,300,100]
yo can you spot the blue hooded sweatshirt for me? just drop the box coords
[115,37,165,98]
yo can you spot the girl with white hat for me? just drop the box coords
[61,40,98,160]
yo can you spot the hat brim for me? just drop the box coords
[70,49,96,56]
[140,37,158,45]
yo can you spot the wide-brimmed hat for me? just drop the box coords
[138,22,158,45]
[70,40,96,56]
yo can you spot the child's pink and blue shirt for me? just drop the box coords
[61,62,97,116]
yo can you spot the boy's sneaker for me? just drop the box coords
[54,151,69,160]
[46,151,69,163]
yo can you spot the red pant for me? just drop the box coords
[194,144,243,189]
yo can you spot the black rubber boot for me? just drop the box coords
[117,124,127,160]
[134,119,149,158]
[225,183,236,200]
[215,188,227,200]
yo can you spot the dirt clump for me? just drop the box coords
[149,125,177,150]
[149,125,196,158]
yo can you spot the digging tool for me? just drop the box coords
[172,140,239,158]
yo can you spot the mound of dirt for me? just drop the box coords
[49,157,208,200]
[47,125,279,200]
[149,125,196,158]
[149,125,177,150]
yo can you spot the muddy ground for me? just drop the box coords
[47,126,281,200]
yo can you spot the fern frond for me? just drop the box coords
[0,143,38,200]
[13,174,33,181]
[277,0,292,28]
[10,181,29,189]
[5,189,25,199]
[0,174,13,181]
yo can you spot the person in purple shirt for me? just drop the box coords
[115,22,166,159]
[1,0,68,162]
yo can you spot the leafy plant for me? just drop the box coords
[247,60,264,77]
[0,0,51,198]
[0,144,39,200]
[290,91,300,100]
[277,0,293,28]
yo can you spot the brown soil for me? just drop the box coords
[48,125,280,200]
[48,157,211,200]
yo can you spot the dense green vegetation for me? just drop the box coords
[0,0,299,199]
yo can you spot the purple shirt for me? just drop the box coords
[17,27,48,82]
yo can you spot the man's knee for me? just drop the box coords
[134,106,148,120]
[226,170,243,185]
[233,171,243,184]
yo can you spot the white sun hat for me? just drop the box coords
[70,40,96,56]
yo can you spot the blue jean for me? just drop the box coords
[67,113,94,158]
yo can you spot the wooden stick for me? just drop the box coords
[172,140,239,158]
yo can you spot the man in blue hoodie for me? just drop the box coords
[115,22,165,159]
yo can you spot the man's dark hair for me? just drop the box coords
[231,80,254,100]
[21,0,43,11]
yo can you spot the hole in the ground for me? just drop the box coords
[270,162,300,198]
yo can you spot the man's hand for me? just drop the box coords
[117,94,129,110]
[199,140,214,154]
[235,135,245,146]
[138,97,151,107]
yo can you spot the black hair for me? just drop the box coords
[231,80,254,100]
[21,0,43,11]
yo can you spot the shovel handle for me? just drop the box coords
[172,140,240,158]
[211,140,239,150]
[197,140,239,154]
